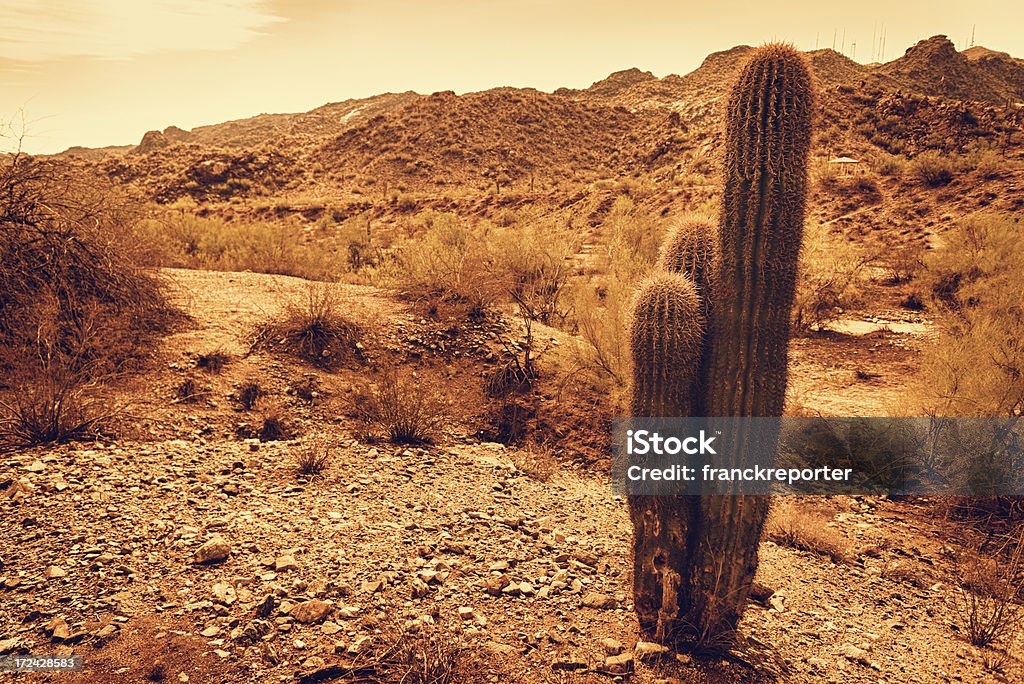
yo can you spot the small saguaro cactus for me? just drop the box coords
[626,271,704,640]
[628,43,814,647]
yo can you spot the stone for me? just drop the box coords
[603,652,634,675]
[200,626,221,638]
[44,566,66,579]
[290,599,332,624]
[599,637,624,655]
[635,641,670,661]
[194,536,231,565]
[24,460,45,473]
[49,616,71,641]
[582,591,616,609]
[274,555,298,572]
[320,621,342,635]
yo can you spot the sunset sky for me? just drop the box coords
[2,0,1022,154]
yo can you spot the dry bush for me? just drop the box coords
[258,406,291,442]
[236,379,263,410]
[874,154,906,177]
[175,377,207,404]
[510,442,557,482]
[197,349,231,373]
[794,221,878,332]
[0,346,115,450]
[0,151,173,381]
[913,214,1024,500]
[766,499,848,564]
[133,214,344,281]
[908,151,955,186]
[393,212,503,312]
[297,621,486,684]
[570,198,668,384]
[295,441,331,477]
[358,370,443,445]
[252,284,362,369]
[952,528,1024,648]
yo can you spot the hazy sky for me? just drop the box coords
[2,0,1022,154]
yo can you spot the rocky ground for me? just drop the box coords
[1,270,1021,683]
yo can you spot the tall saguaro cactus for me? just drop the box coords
[627,43,814,647]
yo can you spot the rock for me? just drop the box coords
[582,591,616,609]
[44,566,66,579]
[484,575,509,596]
[841,644,870,665]
[254,594,275,618]
[274,554,298,572]
[599,637,624,655]
[320,621,342,635]
[518,581,536,596]
[409,578,430,598]
[0,637,20,653]
[769,594,786,612]
[200,626,221,638]
[603,652,634,675]
[458,606,474,620]
[347,635,373,655]
[635,641,670,661]
[48,616,71,641]
[290,599,332,624]
[193,536,231,565]
[336,606,361,619]
[24,460,46,473]
[361,579,383,594]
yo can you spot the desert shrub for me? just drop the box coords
[197,349,231,373]
[917,214,1024,417]
[0,345,115,450]
[908,151,955,186]
[394,212,502,311]
[258,407,290,442]
[952,528,1024,648]
[307,620,486,684]
[912,214,1024,522]
[236,379,263,410]
[794,221,878,332]
[175,377,207,403]
[358,370,443,444]
[0,151,171,447]
[874,154,905,177]
[251,284,362,369]
[133,214,344,281]
[295,441,331,477]
[571,198,668,383]
[766,499,848,563]
[0,153,172,376]
[884,241,926,285]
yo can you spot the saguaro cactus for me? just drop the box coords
[628,43,814,647]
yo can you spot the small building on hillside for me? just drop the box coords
[828,156,864,175]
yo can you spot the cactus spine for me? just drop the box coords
[628,43,814,646]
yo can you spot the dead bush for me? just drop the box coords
[952,528,1024,648]
[909,151,955,186]
[296,620,486,684]
[766,499,848,564]
[296,441,331,477]
[0,351,114,450]
[258,407,291,442]
[0,152,173,376]
[794,221,878,332]
[197,349,231,373]
[175,377,206,404]
[358,370,443,445]
[236,379,263,410]
[252,284,362,369]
